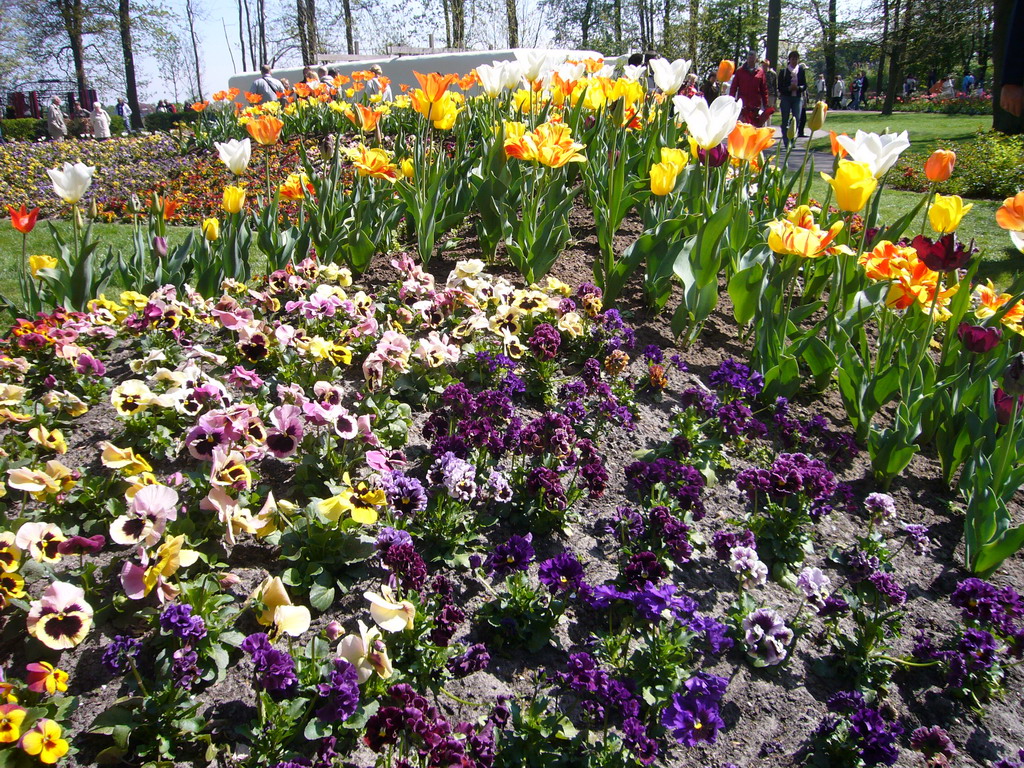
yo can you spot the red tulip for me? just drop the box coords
[994,387,1024,426]
[8,204,40,234]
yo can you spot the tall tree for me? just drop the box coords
[881,0,911,114]
[185,0,203,98]
[875,0,888,97]
[55,0,89,102]
[506,0,518,45]
[116,0,141,127]
[766,0,780,67]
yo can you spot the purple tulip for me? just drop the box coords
[957,323,1002,354]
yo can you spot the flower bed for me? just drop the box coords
[3,55,1024,768]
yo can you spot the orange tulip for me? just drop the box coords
[413,71,459,104]
[727,123,776,162]
[279,172,314,200]
[351,70,370,82]
[924,149,955,183]
[351,145,398,181]
[244,91,264,104]
[246,115,284,146]
[191,101,208,112]
[858,240,916,282]
[348,104,382,132]
[8,205,40,235]
[717,60,735,83]
[294,82,312,98]
[829,131,848,158]
[996,191,1024,232]
[458,73,478,90]
[212,90,229,101]
[228,87,241,100]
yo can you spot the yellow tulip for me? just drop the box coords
[660,147,688,175]
[807,101,828,132]
[650,161,679,196]
[202,218,220,241]
[820,160,878,213]
[400,158,414,179]
[28,254,58,278]
[928,193,973,233]
[222,185,246,214]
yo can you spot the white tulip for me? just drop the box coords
[214,138,252,175]
[649,57,692,94]
[622,64,647,82]
[673,94,742,150]
[500,60,525,90]
[835,130,911,178]
[476,63,507,98]
[47,162,95,204]
[516,50,550,82]
[555,61,586,83]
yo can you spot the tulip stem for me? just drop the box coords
[440,687,477,707]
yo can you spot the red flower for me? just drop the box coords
[7,204,39,234]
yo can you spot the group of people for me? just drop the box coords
[249,62,392,104]
[717,50,810,148]
[45,95,135,141]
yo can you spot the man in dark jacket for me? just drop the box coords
[778,50,807,145]
[730,50,768,125]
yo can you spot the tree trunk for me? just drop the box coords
[442,0,451,47]
[185,0,203,99]
[875,0,888,97]
[306,0,319,62]
[663,0,673,47]
[237,0,248,71]
[257,0,267,63]
[452,0,465,48]
[993,0,1023,133]
[977,0,992,86]
[882,0,912,114]
[688,0,698,61]
[614,0,622,50]
[117,0,142,128]
[825,0,837,92]
[506,0,518,47]
[766,0,780,69]
[342,0,353,53]
[56,0,88,104]
[582,0,593,46]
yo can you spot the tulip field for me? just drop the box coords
[2,55,1024,767]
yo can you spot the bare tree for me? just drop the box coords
[185,0,203,98]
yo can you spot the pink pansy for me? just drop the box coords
[275,323,299,348]
[27,581,94,650]
[111,484,180,546]
[356,415,379,446]
[267,404,304,458]
[366,449,406,472]
[227,366,264,390]
[211,306,255,329]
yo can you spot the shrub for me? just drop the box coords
[143,111,200,132]
[891,93,992,115]
[891,131,1024,200]
[0,118,46,141]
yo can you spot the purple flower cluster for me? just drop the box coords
[160,603,208,641]
[423,384,518,458]
[102,634,142,675]
[363,684,495,767]
[903,523,932,555]
[428,575,466,647]
[736,453,837,506]
[711,529,757,560]
[662,672,728,747]
[241,633,297,697]
[448,643,491,677]
[819,691,904,766]
[527,323,561,361]
[709,358,764,400]
[316,659,360,723]
[382,541,429,592]
[742,608,793,665]
[624,459,706,518]
[609,505,693,564]
[172,646,201,690]
[772,398,860,469]
[950,578,1024,635]
[538,552,587,594]
[380,470,428,517]
[909,725,957,767]
[484,534,535,578]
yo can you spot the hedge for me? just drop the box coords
[0,115,128,140]
[143,111,200,132]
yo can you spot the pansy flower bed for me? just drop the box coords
[3,53,1024,768]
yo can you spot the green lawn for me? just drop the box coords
[0,221,194,307]
[806,112,989,153]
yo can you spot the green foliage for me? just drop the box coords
[0,118,45,141]
[143,110,200,132]
[894,132,1024,201]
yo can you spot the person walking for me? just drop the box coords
[850,73,863,110]
[815,72,827,101]
[730,50,769,125]
[831,74,845,109]
[961,71,975,93]
[250,64,285,104]
[47,96,67,141]
[778,50,807,145]
[116,98,133,133]
[763,59,778,109]
[91,101,111,140]
[859,71,870,108]
[364,65,393,101]
[700,71,719,103]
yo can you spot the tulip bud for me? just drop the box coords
[400,158,414,179]
[89,199,99,219]
[717,60,735,83]
[808,101,828,132]
[130,193,142,214]
[74,206,84,228]
[202,217,220,241]
[326,620,343,641]
[787,117,797,141]
[924,149,956,183]
[152,236,168,259]
[1004,353,1024,397]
